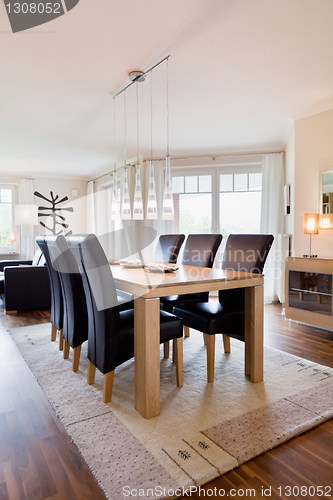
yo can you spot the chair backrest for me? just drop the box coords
[219,233,274,320]
[67,234,120,373]
[154,234,185,264]
[222,234,274,274]
[36,235,63,330]
[181,234,222,268]
[47,235,88,348]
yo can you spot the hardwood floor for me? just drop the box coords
[0,307,106,500]
[0,304,333,499]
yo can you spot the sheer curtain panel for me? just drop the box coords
[18,178,35,260]
[87,181,96,233]
[260,153,285,302]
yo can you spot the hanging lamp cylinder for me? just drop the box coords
[146,160,158,219]
[121,167,132,220]
[133,163,144,220]
[162,155,174,220]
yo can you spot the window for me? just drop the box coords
[220,172,262,239]
[172,174,212,236]
[0,185,18,253]
[171,167,262,263]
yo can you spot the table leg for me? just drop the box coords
[134,297,160,418]
[244,285,264,383]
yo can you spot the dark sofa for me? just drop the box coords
[0,248,51,313]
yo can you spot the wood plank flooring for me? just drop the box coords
[0,308,106,500]
[0,304,332,499]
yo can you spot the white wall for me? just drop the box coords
[286,108,333,257]
[284,123,295,253]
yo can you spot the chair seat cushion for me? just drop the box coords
[105,309,183,371]
[120,308,183,342]
[160,292,209,313]
[173,301,245,339]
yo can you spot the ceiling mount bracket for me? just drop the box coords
[128,71,146,83]
[112,55,170,99]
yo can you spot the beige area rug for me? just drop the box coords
[9,323,333,500]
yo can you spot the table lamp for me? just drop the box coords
[303,213,318,258]
[15,204,38,239]
[8,231,16,243]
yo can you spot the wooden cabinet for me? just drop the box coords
[285,257,333,331]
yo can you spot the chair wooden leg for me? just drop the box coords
[87,360,96,385]
[103,370,115,403]
[51,324,57,342]
[203,333,207,345]
[163,341,170,359]
[174,337,183,387]
[206,335,215,383]
[63,340,70,359]
[59,329,63,351]
[222,334,231,353]
[72,345,81,372]
[172,339,176,363]
[184,326,190,338]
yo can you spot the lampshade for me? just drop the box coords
[162,156,174,220]
[15,205,38,226]
[146,160,158,219]
[8,231,16,242]
[133,163,144,220]
[121,167,132,220]
[319,213,333,229]
[162,58,174,220]
[111,171,121,220]
[303,213,318,234]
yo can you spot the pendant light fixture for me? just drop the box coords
[133,82,144,220]
[146,71,158,219]
[121,90,132,220]
[162,57,174,220]
[111,98,120,220]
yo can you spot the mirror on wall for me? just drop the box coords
[318,168,333,214]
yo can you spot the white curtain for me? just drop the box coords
[143,160,173,260]
[260,153,285,302]
[18,179,35,260]
[95,162,173,261]
[87,181,96,233]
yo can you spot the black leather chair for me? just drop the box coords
[47,236,89,372]
[0,248,51,313]
[173,234,274,382]
[36,236,64,348]
[154,234,185,264]
[160,233,222,351]
[67,234,184,403]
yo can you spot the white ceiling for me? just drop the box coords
[1,0,333,179]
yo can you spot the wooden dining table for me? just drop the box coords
[112,264,264,419]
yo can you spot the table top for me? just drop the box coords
[112,264,264,299]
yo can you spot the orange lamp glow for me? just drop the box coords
[8,231,16,243]
[303,213,319,234]
[319,214,333,229]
